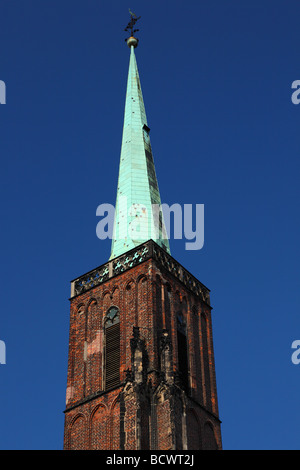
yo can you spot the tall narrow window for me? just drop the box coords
[177,313,189,391]
[201,313,212,411]
[104,307,120,390]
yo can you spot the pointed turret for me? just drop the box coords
[109,41,170,260]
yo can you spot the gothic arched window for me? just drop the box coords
[104,307,120,390]
[177,312,189,392]
[201,313,211,410]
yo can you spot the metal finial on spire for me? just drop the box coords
[128,8,137,18]
[124,9,141,48]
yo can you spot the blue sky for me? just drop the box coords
[1,0,300,450]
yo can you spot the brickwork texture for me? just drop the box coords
[64,256,222,450]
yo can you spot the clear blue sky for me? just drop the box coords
[1,0,300,450]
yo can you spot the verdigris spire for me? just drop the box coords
[109,21,170,260]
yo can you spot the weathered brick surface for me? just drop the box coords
[64,256,222,450]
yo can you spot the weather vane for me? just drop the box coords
[124,9,141,48]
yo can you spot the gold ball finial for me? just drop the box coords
[127,36,139,48]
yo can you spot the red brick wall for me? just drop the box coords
[156,393,172,450]
[64,257,222,450]
[90,404,107,449]
[187,409,201,450]
[64,387,121,449]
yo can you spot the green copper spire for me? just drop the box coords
[109,42,170,260]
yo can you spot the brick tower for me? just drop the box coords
[63,19,222,451]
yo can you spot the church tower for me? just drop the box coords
[63,15,222,451]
